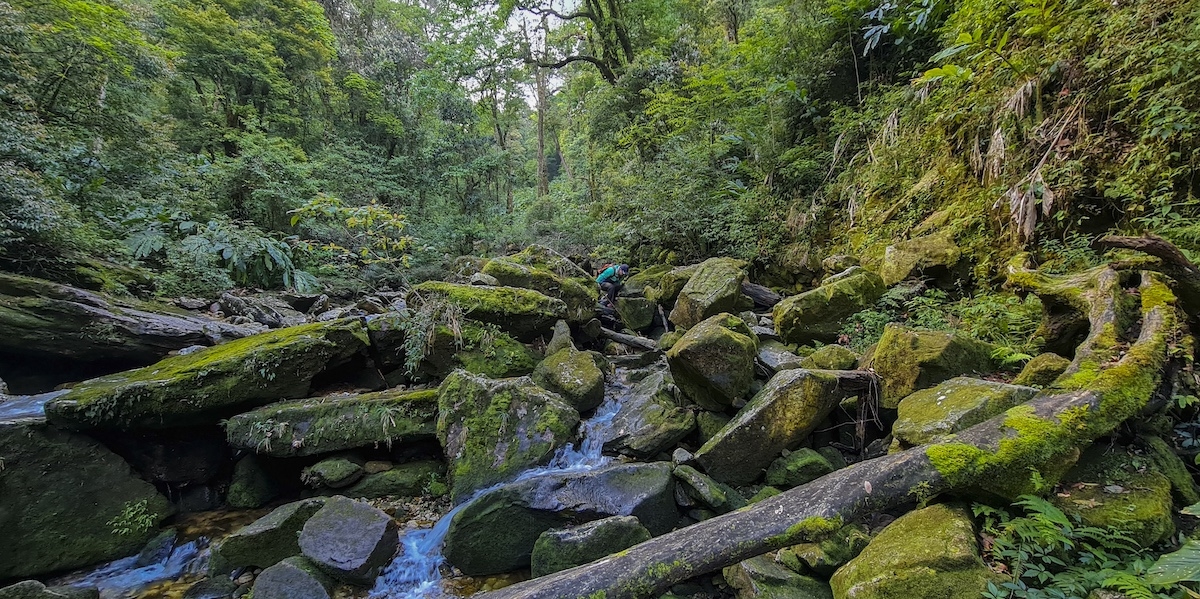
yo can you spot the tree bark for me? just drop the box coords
[741,281,781,309]
[1095,233,1200,316]
[600,327,657,351]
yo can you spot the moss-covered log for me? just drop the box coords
[481,272,1177,599]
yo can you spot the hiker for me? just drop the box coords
[596,263,629,307]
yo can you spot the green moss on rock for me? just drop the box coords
[481,257,597,325]
[343,460,445,499]
[774,267,885,345]
[1012,353,1072,387]
[530,516,652,578]
[668,258,748,329]
[646,264,698,305]
[228,455,278,509]
[209,498,326,575]
[1142,435,1200,506]
[1050,446,1175,547]
[878,231,961,286]
[869,324,996,408]
[892,377,1037,449]
[765,448,835,488]
[666,313,758,411]
[412,281,567,340]
[616,297,657,332]
[532,348,606,412]
[799,345,858,371]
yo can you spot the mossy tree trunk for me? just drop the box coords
[482,268,1180,599]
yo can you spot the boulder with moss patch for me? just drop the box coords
[1012,353,1072,387]
[227,455,278,508]
[779,524,870,578]
[799,345,858,371]
[343,460,445,499]
[0,581,101,599]
[669,258,750,329]
[410,281,566,341]
[301,458,363,489]
[774,268,885,345]
[674,465,747,514]
[725,555,834,599]
[437,371,579,501]
[830,503,994,599]
[759,340,805,374]
[646,264,699,306]
[878,232,961,286]
[765,448,835,488]
[209,498,326,575]
[1142,435,1200,505]
[892,378,1037,449]
[623,265,674,297]
[530,516,652,578]
[46,320,370,430]
[666,314,758,411]
[225,389,438,458]
[0,421,172,579]
[416,321,540,380]
[617,297,658,332]
[604,370,695,459]
[533,348,606,412]
[481,257,597,325]
[251,556,334,599]
[1050,446,1174,547]
[868,324,996,409]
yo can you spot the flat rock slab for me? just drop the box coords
[225,388,437,457]
[299,496,399,584]
[410,281,566,340]
[251,556,334,599]
[892,377,1036,449]
[604,370,695,459]
[531,516,652,578]
[209,498,327,575]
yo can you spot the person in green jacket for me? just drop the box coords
[596,263,629,308]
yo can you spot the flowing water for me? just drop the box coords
[368,368,638,599]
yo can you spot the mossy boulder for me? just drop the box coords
[533,348,606,412]
[646,264,699,305]
[437,371,580,501]
[773,268,886,344]
[343,460,445,499]
[830,503,994,599]
[481,257,597,325]
[418,321,540,380]
[892,378,1037,449]
[1142,435,1200,505]
[251,556,334,599]
[617,297,658,331]
[1050,446,1174,547]
[604,369,695,459]
[623,265,674,296]
[799,345,858,371]
[411,281,567,341]
[674,465,747,514]
[209,498,327,575]
[878,232,961,286]
[0,581,100,599]
[0,421,172,579]
[759,340,805,374]
[225,389,438,458]
[868,324,997,408]
[545,320,575,356]
[779,524,870,578]
[765,448,835,488]
[694,369,857,485]
[666,313,758,411]
[696,411,731,444]
[530,516,652,578]
[669,258,749,329]
[227,455,278,508]
[1012,353,1072,387]
[442,461,677,575]
[46,320,370,430]
[301,458,364,489]
[724,555,834,599]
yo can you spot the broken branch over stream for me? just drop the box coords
[484,267,1180,599]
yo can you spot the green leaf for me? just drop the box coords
[1146,539,1200,585]
[1181,502,1200,517]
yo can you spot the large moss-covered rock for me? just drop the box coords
[604,370,695,459]
[646,264,699,305]
[1012,353,1071,387]
[694,369,857,485]
[411,281,566,341]
[0,421,172,579]
[299,496,399,584]
[1050,446,1174,547]
[209,498,326,575]
[623,265,674,296]
[868,324,996,408]
[533,348,606,412]
[227,455,278,508]
[830,503,994,599]
[301,458,364,489]
[45,320,370,430]
[724,555,834,599]
[779,524,870,578]
[674,465,747,514]
[225,389,437,458]
[773,268,885,344]
[878,232,961,286]
[530,516,652,578]
[416,321,541,380]
[0,581,99,599]
[343,460,445,499]
[892,378,1037,449]
[799,345,858,371]
[437,371,580,501]
[765,448,835,488]
[443,462,677,575]
[669,258,749,329]
[1143,435,1200,505]
[617,297,658,331]
[666,314,758,411]
[482,257,597,325]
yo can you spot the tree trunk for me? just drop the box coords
[600,327,658,351]
[741,281,781,309]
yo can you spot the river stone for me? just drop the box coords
[892,377,1037,449]
[45,319,369,430]
[668,258,749,329]
[533,348,605,412]
[695,411,732,444]
[225,388,437,458]
[773,267,885,345]
[0,421,172,579]
[415,321,540,380]
[617,297,658,331]
[209,498,326,575]
[646,264,699,305]
[694,369,858,485]
[878,231,961,286]
[604,370,695,459]
[251,556,334,599]
[530,516,652,578]
[299,496,399,584]
[1012,352,1071,387]
[724,555,834,599]
[482,257,597,325]
[410,281,567,340]
[182,577,238,599]
[343,460,445,499]
[469,272,500,286]
[830,503,994,599]
[779,524,870,578]
[666,313,757,411]
[443,461,677,576]
[0,582,99,599]
[301,458,364,489]
[1050,446,1174,547]
[674,465,747,514]
[798,345,858,371]
[227,455,278,509]
[765,448,835,488]
[868,323,996,408]
[758,340,804,374]
[437,371,580,502]
[545,320,575,356]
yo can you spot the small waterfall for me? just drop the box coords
[369,369,637,599]
[51,538,210,599]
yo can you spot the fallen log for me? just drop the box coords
[600,327,658,351]
[741,281,782,309]
[1095,233,1200,316]
[483,271,1178,599]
